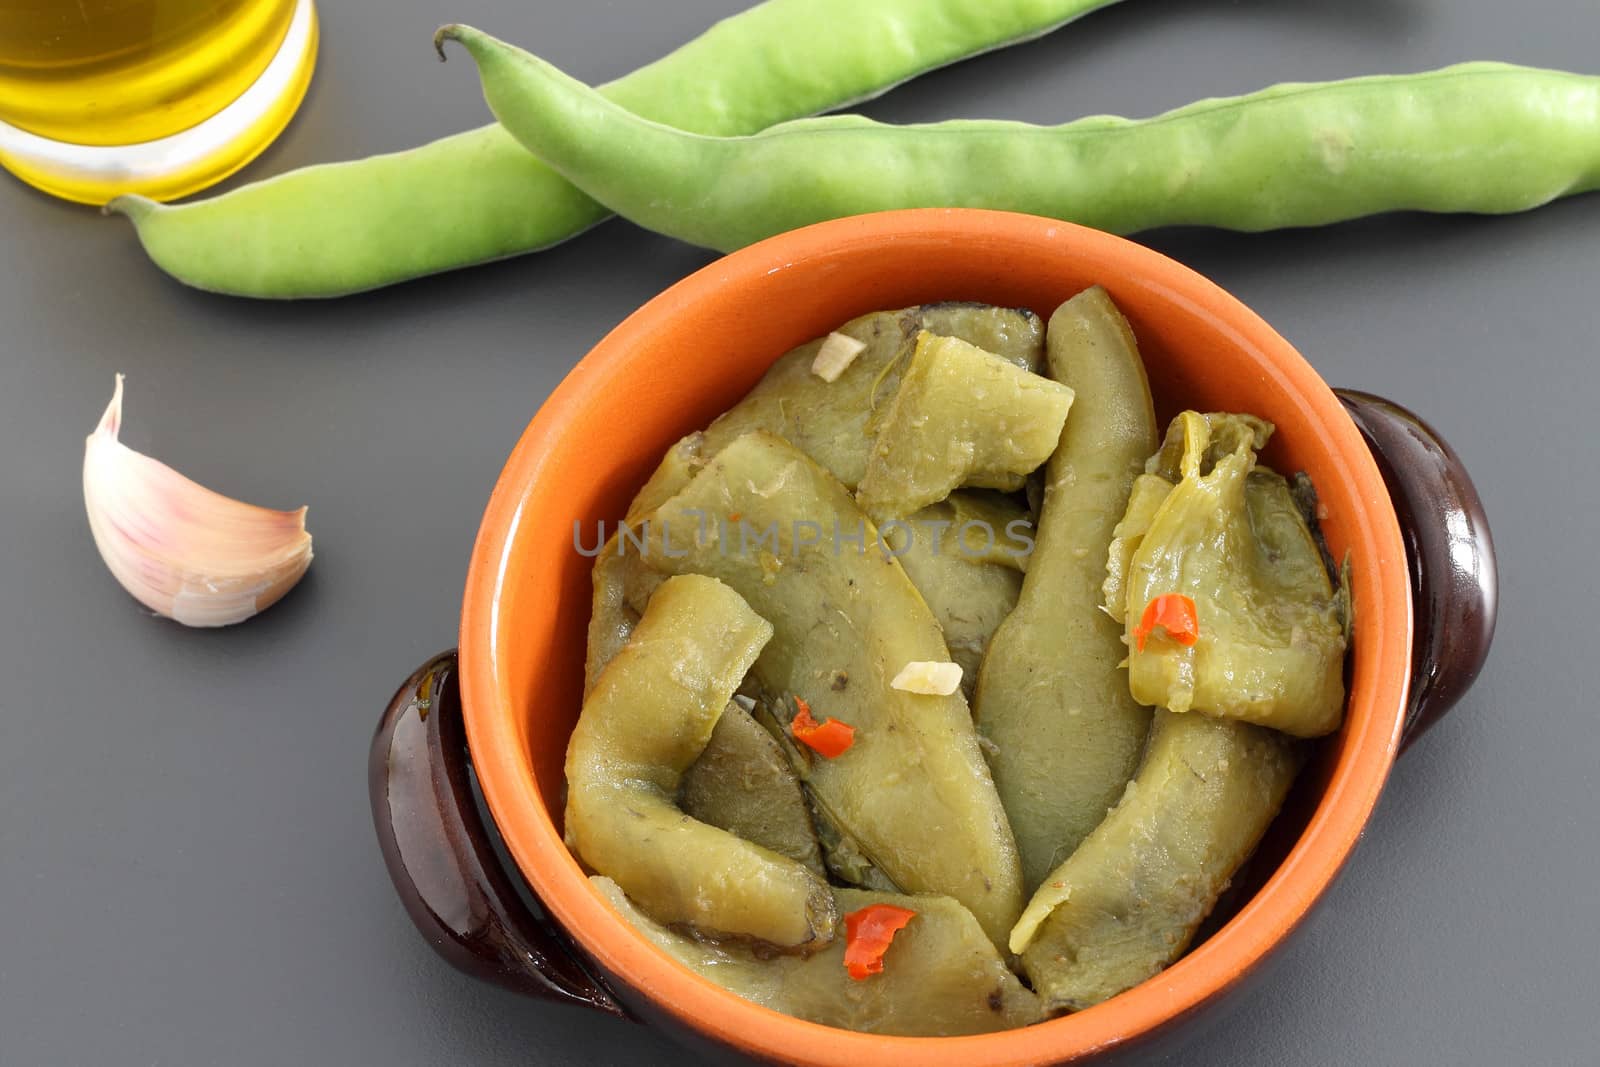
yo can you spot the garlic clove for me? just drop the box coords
[83,375,313,627]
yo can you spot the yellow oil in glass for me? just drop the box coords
[0,0,317,203]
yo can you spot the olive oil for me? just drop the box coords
[0,1,296,144]
[0,0,316,203]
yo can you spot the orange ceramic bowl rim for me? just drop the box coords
[459,210,1411,1065]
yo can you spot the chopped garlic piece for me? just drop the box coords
[890,660,963,696]
[811,332,867,382]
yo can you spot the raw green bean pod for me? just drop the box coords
[450,28,1600,251]
[107,0,1126,297]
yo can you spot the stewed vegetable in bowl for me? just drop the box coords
[371,209,1494,1065]
[569,286,1349,1032]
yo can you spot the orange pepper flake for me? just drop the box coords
[790,697,855,758]
[727,512,742,522]
[1134,593,1200,652]
[843,903,917,980]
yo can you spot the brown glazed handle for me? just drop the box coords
[369,650,627,1017]
[1336,390,1498,751]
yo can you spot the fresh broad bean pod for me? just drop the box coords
[106,0,1126,298]
[448,28,1600,251]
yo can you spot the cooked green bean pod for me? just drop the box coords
[913,303,1048,372]
[566,574,836,949]
[608,305,1040,690]
[447,29,1600,252]
[683,701,827,879]
[617,470,1033,647]
[737,696,921,893]
[1104,411,1270,624]
[110,0,1127,297]
[855,332,1073,521]
[1101,472,1174,624]
[894,494,1030,698]
[675,493,1028,716]
[700,304,1043,490]
[641,432,1025,948]
[586,435,717,691]
[715,699,900,894]
[1120,412,1348,738]
[593,878,1042,1035]
[582,535,639,695]
[910,492,1034,571]
[628,432,711,522]
[806,790,904,893]
[622,305,1039,526]
[975,288,1157,893]
[1015,709,1300,1012]
[579,436,714,659]
[609,306,1039,667]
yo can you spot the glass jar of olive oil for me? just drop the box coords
[0,0,317,203]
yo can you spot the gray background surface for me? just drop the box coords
[1,1,1595,1063]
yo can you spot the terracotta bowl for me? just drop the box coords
[369,210,1496,1065]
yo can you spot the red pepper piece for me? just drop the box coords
[790,696,855,758]
[1134,593,1200,652]
[843,903,917,980]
